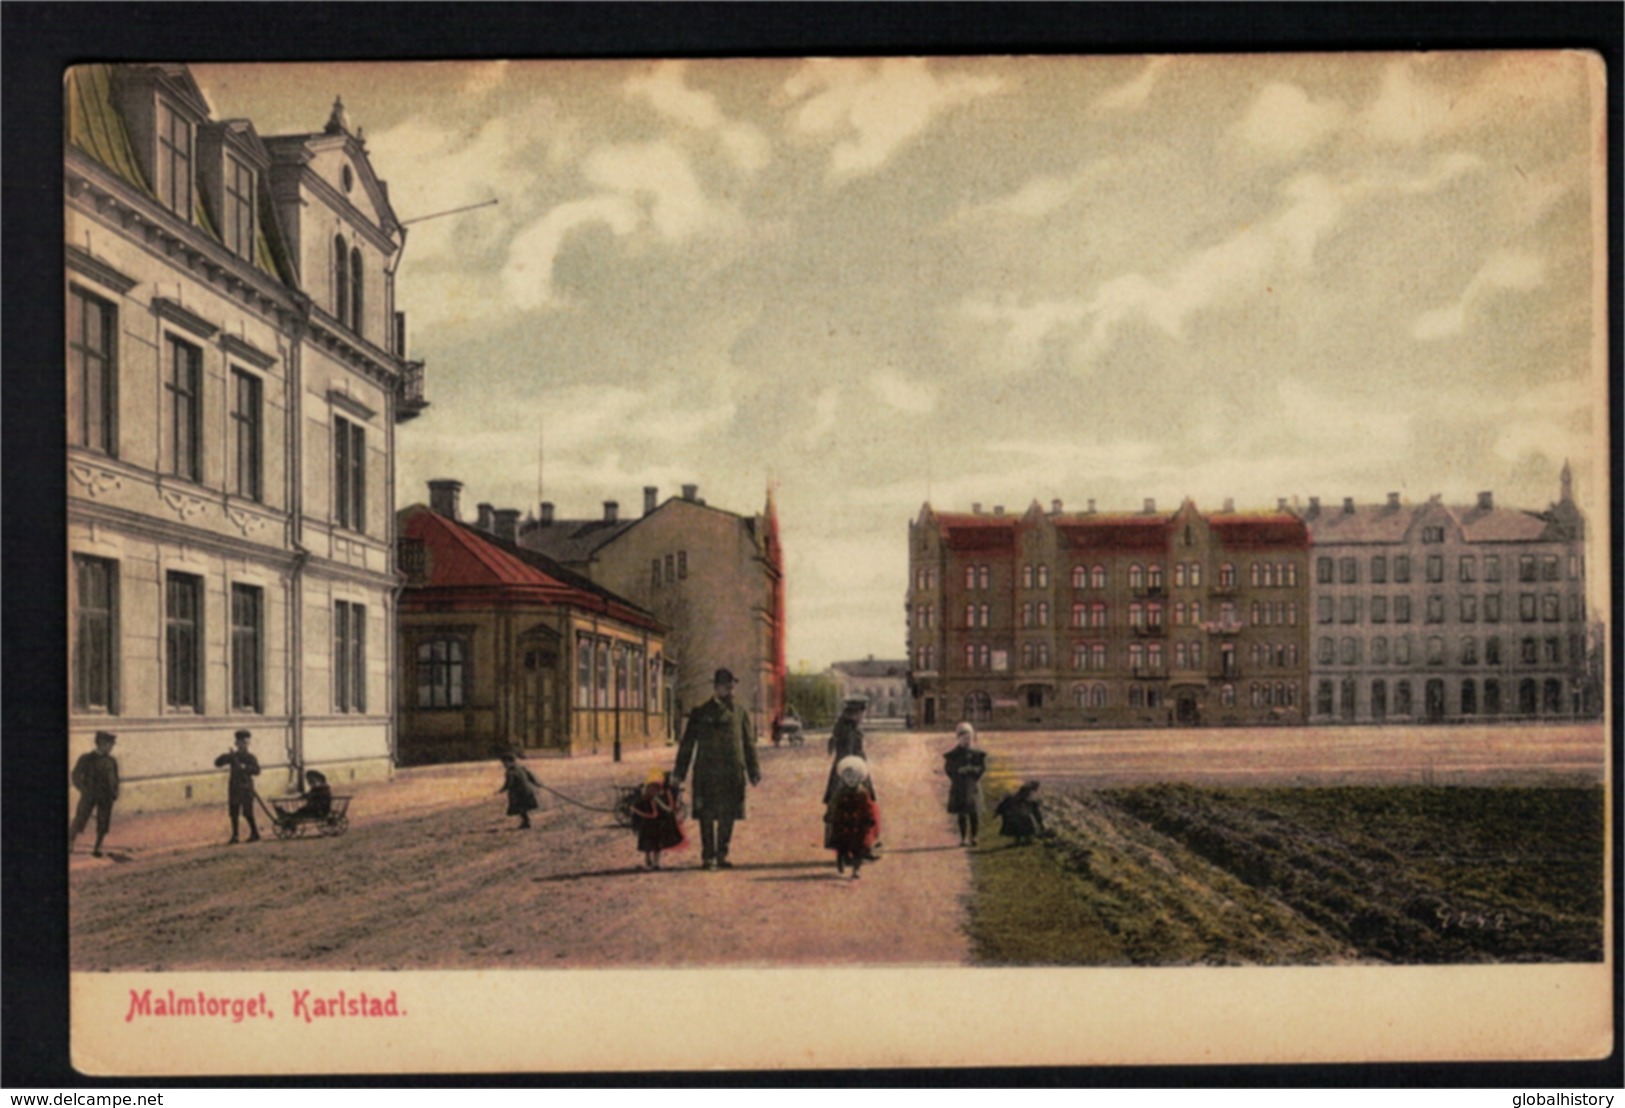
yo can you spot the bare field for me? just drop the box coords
[70,723,1608,970]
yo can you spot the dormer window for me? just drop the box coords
[223,153,255,261]
[157,100,194,220]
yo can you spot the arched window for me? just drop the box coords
[1091,684,1107,708]
[1147,564,1163,589]
[1091,565,1107,589]
[1072,564,1087,588]
[1128,564,1144,589]
[350,246,364,335]
[334,234,349,326]
[1219,563,1236,589]
[1220,683,1236,707]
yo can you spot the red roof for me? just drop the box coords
[400,508,663,631]
[1209,513,1309,550]
[936,513,1020,551]
[1058,516,1172,551]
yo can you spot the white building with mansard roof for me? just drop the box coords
[66,63,428,810]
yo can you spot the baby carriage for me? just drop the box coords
[263,793,351,839]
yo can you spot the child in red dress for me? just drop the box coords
[824,756,880,879]
[629,768,686,869]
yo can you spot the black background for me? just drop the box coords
[6,1,1621,1090]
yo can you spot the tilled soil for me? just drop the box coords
[70,732,975,971]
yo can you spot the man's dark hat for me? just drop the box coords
[842,696,869,711]
[713,668,737,685]
[94,730,117,744]
[306,770,327,783]
[234,729,252,741]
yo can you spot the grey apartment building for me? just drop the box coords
[1298,468,1590,723]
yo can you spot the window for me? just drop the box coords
[1426,555,1443,583]
[334,415,366,532]
[1541,555,1559,581]
[1371,596,1387,623]
[157,100,193,219]
[69,288,117,455]
[416,639,466,708]
[678,551,688,579]
[665,554,675,583]
[1370,555,1387,584]
[1460,636,1478,665]
[1146,564,1161,589]
[334,235,350,326]
[166,337,202,482]
[1460,596,1477,622]
[1459,556,1476,582]
[1395,680,1413,717]
[73,555,119,712]
[1394,596,1411,623]
[577,635,594,706]
[1147,642,1163,672]
[1486,636,1501,665]
[1518,594,1536,622]
[1128,643,1144,672]
[350,247,365,337]
[964,566,977,590]
[224,154,256,261]
[1394,556,1411,583]
[165,572,203,711]
[1425,595,1443,623]
[1340,597,1359,624]
[1423,525,1445,544]
[1371,636,1389,664]
[1316,680,1334,716]
[652,559,662,588]
[1317,637,1335,664]
[1128,564,1144,589]
[1072,603,1086,628]
[1426,636,1445,665]
[1317,597,1333,624]
[1340,637,1359,665]
[1518,555,1536,582]
[979,604,990,628]
[1317,557,1333,584]
[1541,594,1560,622]
[1485,555,1501,582]
[1037,602,1049,627]
[1519,637,1538,664]
[1485,594,1501,623]
[1129,603,1144,629]
[1340,557,1358,584]
[978,566,991,590]
[230,584,263,712]
[231,369,263,502]
[1174,563,1187,588]
[1188,563,1202,587]
[1147,602,1162,629]
[1394,635,1412,665]
[1022,565,1033,589]
[1072,565,1087,588]
[1543,637,1561,664]
[1020,602,1032,628]
[1091,565,1107,589]
[595,641,611,708]
[334,600,367,713]
[1219,563,1236,589]
[1037,564,1049,588]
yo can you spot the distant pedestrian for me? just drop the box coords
[496,753,542,829]
[995,780,1046,846]
[70,730,120,857]
[824,756,880,879]
[628,768,685,869]
[942,721,987,847]
[214,730,261,844]
[823,697,874,804]
[673,668,761,870]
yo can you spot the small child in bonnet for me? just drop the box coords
[824,755,880,878]
[628,767,685,869]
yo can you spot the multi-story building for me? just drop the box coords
[397,483,669,763]
[827,657,909,722]
[908,498,1310,730]
[67,65,427,808]
[1297,471,1590,723]
[516,483,785,735]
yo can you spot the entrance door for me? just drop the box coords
[1176,693,1198,724]
[1425,678,1446,721]
[521,650,557,748]
[923,697,936,725]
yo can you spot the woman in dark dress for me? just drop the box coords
[942,721,988,846]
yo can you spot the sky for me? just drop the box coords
[191,53,1608,671]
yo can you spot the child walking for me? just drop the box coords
[628,768,685,869]
[496,753,542,829]
[824,755,880,879]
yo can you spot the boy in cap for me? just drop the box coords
[70,731,120,857]
[214,730,262,843]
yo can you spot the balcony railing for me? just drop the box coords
[1132,624,1166,637]
[395,360,429,423]
[1202,620,1245,636]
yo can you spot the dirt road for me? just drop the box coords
[70,731,975,971]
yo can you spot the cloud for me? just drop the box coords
[1488,377,1593,467]
[959,296,1093,371]
[1356,55,1589,148]
[460,61,512,98]
[1232,82,1347,159]
[500,140,731,310]
[783,58,1003,181]
[1411,251,1547,340]
[625,61,771,174]
[868,369,938,414]
[800,386,840,448]
[1093,58,1172,112]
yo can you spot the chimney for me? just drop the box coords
[993,505,1005,516]
[1087,499,1096,514]
[1387,492,1400,509]
[1223,497,1235,513]
[1143,498,1156,514]
[682,484,698,502]
[1307,496,1321,519]
[428,479,462,521]
[476,502,495,532]
[1277,497,1288,511]
[644,486,658,516]
[494,509,520,544]
[1477,491,1494,511]
[604,500,619,523]
[972,503,982,515]
[1051,499,1063,514]
[1343,497,1355,514]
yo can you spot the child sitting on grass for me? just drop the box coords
[995,780,1046,846]
[824,756,880,879]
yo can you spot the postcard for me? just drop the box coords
[65,52,1610,1076]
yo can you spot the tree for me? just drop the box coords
[785,672,839,728]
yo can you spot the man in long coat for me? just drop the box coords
[70,730,120,857]
[673,668,761,870]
